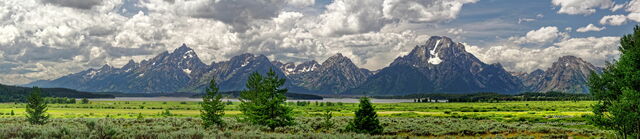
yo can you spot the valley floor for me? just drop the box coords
[0,100,613,138]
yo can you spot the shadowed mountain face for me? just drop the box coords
[27,44,209,93]
[518,56,602,93]
[189,53,287,92]
[287,53,372,94]
[26,37,599,94]
[348,36,523,95]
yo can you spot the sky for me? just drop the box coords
[0,0,638,85]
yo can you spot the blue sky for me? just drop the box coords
[0,0,638,85]
[456,0,633,39]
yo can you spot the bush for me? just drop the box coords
[80,98,89,104]
[320,111,334,130]
[160,109,172,117]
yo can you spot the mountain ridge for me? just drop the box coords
[26,37,600,94]
[518,56,602,93]
[349,36,523,95]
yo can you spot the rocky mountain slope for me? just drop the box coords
[287,53,372,94]
[188,53,287,92]
[27,37,601,94]
[518,56,601,93]
[348,36,523,95]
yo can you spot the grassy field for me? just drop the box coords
[0,100,612,138]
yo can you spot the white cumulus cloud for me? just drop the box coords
[510,26,568,45]
[382,0,478,22]
[315,0,477,36]
[599,15,627,26]
[576,24,606,32]
[551,0,613,15]
[467,37,620,72]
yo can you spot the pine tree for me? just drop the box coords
[26,87,49,125]
[588,25,640,138]
[346,97,383,134]
[239,69,294,130]
[200,79,225,128]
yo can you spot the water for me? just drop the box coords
[89,97,414,103]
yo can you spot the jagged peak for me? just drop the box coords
[233,53,256,59]
[426,36,453,44]
[121,60,138,70]
[171,44,198,59]
[174,43,193,53]
[323,53,352,65]
[427,36,466,52]
[558,55,581,62]
[99,64,113,70]
[125,59,136,65]
[228,53,271,68]
[126,59,135,64]
[553,55,590,67]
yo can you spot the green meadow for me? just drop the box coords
[0,100,613,138]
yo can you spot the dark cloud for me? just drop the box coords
[164,0,287,32]
[40,0,102,9]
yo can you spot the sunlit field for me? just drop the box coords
[0,100,613,138]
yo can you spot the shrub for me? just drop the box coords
[160,109,172,117]
[80,98,89,104]
[320,111,334,130]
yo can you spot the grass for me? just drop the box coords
[0,100,611,138]
[0,100,595,119]
[0,117,612,138]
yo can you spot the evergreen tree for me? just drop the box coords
[26,87,49,125]
[239,69,294,130]
[346,97,383,134]
[200,79,225,128]
[588,25,640,138]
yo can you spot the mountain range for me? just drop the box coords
[26,36,602,95]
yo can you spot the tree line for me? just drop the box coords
[0,84,113,102]
[376,91,594,102]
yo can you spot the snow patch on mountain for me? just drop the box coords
[183,69,191,75]
[428,40,442,65]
